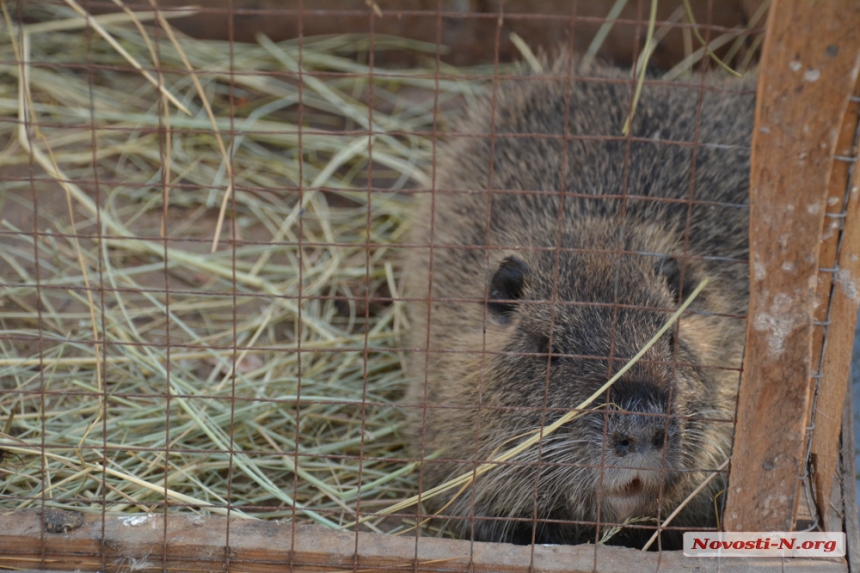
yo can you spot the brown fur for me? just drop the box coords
[403,59,754,548]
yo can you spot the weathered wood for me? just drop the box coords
[0,510,847,573]
[114,1,766,68]
[841,382,860,573]
[810,57,860,360]
[810,89,860,525]
[723,0,860,533]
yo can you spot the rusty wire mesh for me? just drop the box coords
[6,2,849,572]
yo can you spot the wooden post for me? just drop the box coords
[809,85,860,525]
[723,0,860,532]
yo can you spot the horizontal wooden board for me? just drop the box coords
[0,510,847,573]
[111,0,766,68]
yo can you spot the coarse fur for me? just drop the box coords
[403,57,754,548]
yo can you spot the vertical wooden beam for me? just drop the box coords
[841,382,860,573]
[810,86,860,525]
[723,0,860,533]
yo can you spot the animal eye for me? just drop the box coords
[488,257,529,317]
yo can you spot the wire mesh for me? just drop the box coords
[1,1,854,572]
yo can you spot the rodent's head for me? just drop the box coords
[458,220,735,536]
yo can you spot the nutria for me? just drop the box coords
[403,58,754,548]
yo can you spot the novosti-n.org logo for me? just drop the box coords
[683,532,845,557]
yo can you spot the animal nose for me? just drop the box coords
[609,428,667,457]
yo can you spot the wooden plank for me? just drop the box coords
[841,381,860,573]
[723,0,860,533]
[0,510,847,573]
[809,57,860,383]
[113,0,765,68]
[810,89,860,525]
[805,0,860,515]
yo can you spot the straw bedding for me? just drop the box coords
[0,1,763,537]
[0,2,489,534]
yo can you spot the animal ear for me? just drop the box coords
[655,257,697,304]
[488,256,529,316]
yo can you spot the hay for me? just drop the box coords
[0,2,491,533]
[0,1,764,538]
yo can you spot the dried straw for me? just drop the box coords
[0,1,763,541]
[0,2,489,533]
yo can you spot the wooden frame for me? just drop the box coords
[0,510,849,573]
[3,1,860,572]
[723,0,860,533]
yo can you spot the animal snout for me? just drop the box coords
[602,379,676,460]
[609,427,667,457]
